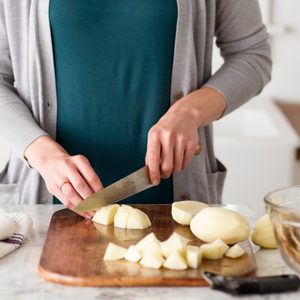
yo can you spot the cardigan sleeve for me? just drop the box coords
[0,1,48,163]
[203,0,272,116]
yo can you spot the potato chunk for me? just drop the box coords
[92,204,120,225]
[225,244,245,258]
[103,242,127,261]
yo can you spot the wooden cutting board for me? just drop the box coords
[38,205,256,286]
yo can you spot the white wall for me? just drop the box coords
[260,0,300,101]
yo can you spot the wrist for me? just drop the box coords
[177,87,227,128]
[24,135,68,170]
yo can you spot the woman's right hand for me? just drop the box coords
[24,135,103,218]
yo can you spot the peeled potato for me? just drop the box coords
[114,205,134,228]
[92,204,120,225]
[172,200,208,225]
[124,245,142,263]
[251,214,277,249]
[163,250,188,270]
[225,244,245,258]
[201,239,229,260]
[135,232,161,256]
[127,208,151,229]
[160,232,190,258]
[186,245,202,269]
[140,253,164,269]
[103,242,127,261]
[190,207,250,244]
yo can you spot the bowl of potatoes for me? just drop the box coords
[264,186,300,275]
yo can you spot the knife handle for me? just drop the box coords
[203,272,300,295]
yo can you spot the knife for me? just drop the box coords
[202,272,300,295]
[74,144,202,212]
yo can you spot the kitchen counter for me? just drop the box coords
[0,204,299,300]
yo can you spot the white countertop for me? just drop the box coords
[0,204,299,300]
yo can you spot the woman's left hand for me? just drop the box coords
[145,87,227,185]
[145,98,199,185]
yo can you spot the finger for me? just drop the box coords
[146,130,161,185]
[74,155,103,193]
[182,142,197,170]
[65,165,95,199]
[160,131,174,178]
[173,137,186,173]
[60,183,94,218]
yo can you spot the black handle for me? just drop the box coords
[203,272,300,295]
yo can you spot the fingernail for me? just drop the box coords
[153,179,160,186]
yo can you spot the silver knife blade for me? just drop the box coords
[74,166,154,212]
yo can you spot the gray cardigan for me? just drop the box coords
[0,0,271,205]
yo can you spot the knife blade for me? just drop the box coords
[74,166,153,212]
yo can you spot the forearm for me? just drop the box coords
[172,87,227,128]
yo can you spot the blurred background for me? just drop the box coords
[0,0,299,211]
[214,0,300,211]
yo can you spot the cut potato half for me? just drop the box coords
[114,205,134,229]
[127,208,151,229]
[251,214,277,249]
[103,242,127,261]
[160,232,190,258]
[186,245,202,269]
[190,207,250,244]
[140,253,164,269]
[201,239,229,260]
[172,200,208,225]
[225,244,245,258]
[163,250,188,270]
[92,204,120,225]
[125,245,142,263]
[135,232,161,256]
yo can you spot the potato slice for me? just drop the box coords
[127,208,151,229]
[114,205,134,229]
[201,239,229,260]
[172,200,208,225]
[160,232,190,258]
[186,245,202,269]
[225,244,245,258]
[163,250,188,270]
[135,232,161,256]
[140,253,164,269]
[103,242,127,261]
[124,245,142,263]
[190,207,250,244]
[92,204,120,225]
[251,214,277,249]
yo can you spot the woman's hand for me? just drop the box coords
[146,87,227,185]
[24,136,102,218]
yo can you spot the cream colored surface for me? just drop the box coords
[163,250,187,270]
[0,215,16,240]
[225,244,246,258]
[103,243,127,261]
[92,204,120,226]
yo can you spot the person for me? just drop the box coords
[0,1,271,217]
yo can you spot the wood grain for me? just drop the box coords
[38,205,256,286]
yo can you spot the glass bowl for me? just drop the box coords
[264,186,300,274]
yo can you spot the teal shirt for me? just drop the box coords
[50,1,177,204]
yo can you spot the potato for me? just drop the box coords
[124,245,142,263]
[163,250,188,270]
[92,204,120,225]
[160,232,190,258]
[135,232,161,256]
[186,245,202,269]
[114,205,134,228]
[251,214,277,249]
[225,244,245,258]
[140,253,164,269]
[190,207,250,244]
[103,242,127,261]
[127,208,151,229]
[201,239,229,260]
[172,200,208,225]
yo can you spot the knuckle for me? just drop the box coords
[164,129,175,141]
[161,164,172,174]
[74,181,85,192]
[75,154,87,163]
